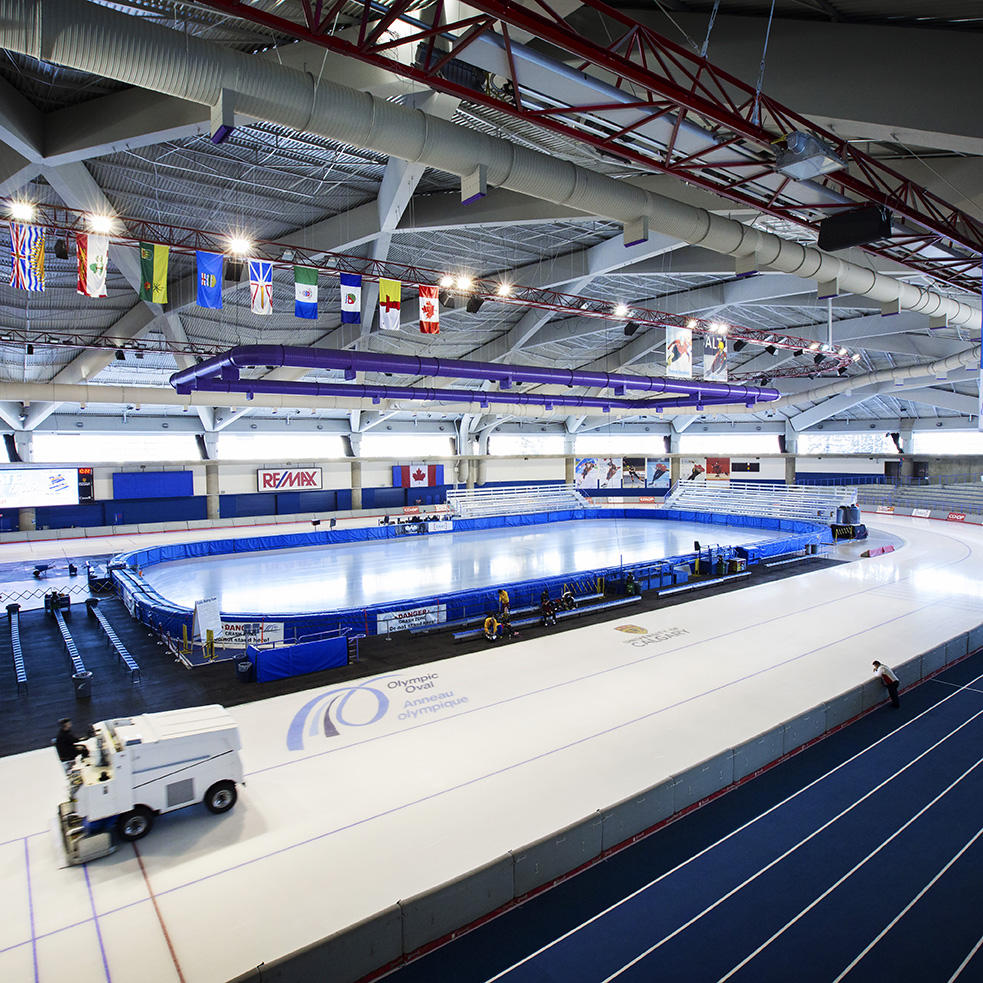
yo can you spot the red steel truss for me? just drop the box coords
[2,199,851,378]
[193,0,982,292]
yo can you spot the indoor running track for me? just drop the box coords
[392,653,983,983]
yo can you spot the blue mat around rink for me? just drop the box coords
[112,508,832,641]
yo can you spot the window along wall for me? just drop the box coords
[677,433,780,455]
[32,432,201,463]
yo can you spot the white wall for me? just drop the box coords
[482,457,566,483]
[796,456,884,475]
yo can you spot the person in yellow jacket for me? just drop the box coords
[498,588,510,616]
[484,615,499,641]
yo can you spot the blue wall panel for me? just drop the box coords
[113,470,194,500]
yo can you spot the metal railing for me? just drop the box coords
[447,483,586,519]
[664,479,856,522]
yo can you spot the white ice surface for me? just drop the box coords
[139,518,797,614]
[1,514,981,983]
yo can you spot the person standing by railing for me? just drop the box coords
[872,660,901,709]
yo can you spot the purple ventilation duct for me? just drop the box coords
[170,346,781,411]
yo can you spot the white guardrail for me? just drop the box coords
[447,483,586,519]
[664,479,857,523]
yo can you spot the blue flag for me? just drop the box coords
[196,251,223,308]
[340,272,361,324]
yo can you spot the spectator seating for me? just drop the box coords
[86,599,141,683]
[452,595,639,641]
[447,483,586,519]
[50,605,87,677]
[663,479,856,523]
[857,482,983,514]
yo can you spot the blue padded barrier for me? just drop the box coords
[251,636,348,682]
[112,508,833,641]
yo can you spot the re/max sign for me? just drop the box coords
[257,468,323,491]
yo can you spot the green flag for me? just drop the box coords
[139,242,169,303]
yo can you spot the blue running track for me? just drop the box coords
[385,651,983,983]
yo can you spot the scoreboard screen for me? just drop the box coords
[78,467,94,501]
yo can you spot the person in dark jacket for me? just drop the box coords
[55,718,87,763]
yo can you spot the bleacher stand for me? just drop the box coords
[663,479,856,523]
[447,483,586,519]
[86,598,141,683]
[6,603,27,695]
[46,594,92,698]
[856,482,983,515]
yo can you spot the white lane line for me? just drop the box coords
[832,824,983,982]
[484,670,983,983]
[948,933,983,983]
[716,757,983,983]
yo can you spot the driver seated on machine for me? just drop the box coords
[55,718,89,766]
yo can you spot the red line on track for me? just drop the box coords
[133,842,187,983]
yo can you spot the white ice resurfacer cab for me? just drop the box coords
[58,704,243,865]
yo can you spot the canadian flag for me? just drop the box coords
[419,284,439,334]
[398,464,439,487]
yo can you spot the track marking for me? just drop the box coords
[82,863,113,983]
[133,843,186,983]
[715,757,983,982]
[832,824,983,982]
[948,933,983,982]
[485,668,983,983]
[23,838,38,983]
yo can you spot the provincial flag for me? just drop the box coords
[9,222,44,291]
[393,464,445,487]
[196,250,223,308]
[703,332,727,382]
[139,242,168,303]
[76,233,109,298]
[419,284,440,335]
[340,273,361,324]
[294,266,318,319]
[248,259,273,315]
[379,277,401,331]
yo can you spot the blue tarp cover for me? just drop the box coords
[251,636,348,682]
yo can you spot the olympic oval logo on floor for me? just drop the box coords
[286,672,469,750]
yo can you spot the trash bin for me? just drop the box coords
[73,671,92,700]
[235,658,255,684]
[715,556,727,577]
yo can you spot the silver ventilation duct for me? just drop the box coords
[0,0,978,332]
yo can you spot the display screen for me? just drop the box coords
[0,468,80,508]
[78,467,94,501]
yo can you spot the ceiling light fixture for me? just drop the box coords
[614,303,629,318]
[456,275,473,291]
[496,282,512,297]
[88,214,114,234]
[439,274,454,288]
[227,236,252,256]
[9,201,35,222]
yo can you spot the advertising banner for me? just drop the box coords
[703,333,728,382]
[257,467,323,491]
[947,512,967,522]
[597,457,623,488]
[575,458,600,488]
[912,508,931,518]
[623,457,646,487]
[377,603,447,634]
[705,457,730,481]
[646,459,671,488]
[876,505,895,514]
[666,325,693,378]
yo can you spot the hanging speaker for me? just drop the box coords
[54,238,69,260]
[466,295,484,314]
[226,260,244,282]
[818,205,892,251]
[624,321,639,337]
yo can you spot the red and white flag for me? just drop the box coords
[398,464,440,487]
[76,233,109,298]
[419,284,440,334]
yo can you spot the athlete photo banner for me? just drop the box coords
[704,333,728,382]
[666,325,692,378]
